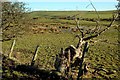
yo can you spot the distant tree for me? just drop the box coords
[2,2,30,41]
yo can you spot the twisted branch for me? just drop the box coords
[83,14,118,41]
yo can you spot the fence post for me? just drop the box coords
[9,39,16,58]
[68,49,72,79]
[61,48,64,55]
[77,42,88,80]
[31,45,40,66]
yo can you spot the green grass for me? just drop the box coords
[27,11,116,28]
[3,26,119,78]
[3,32,78,69]
[28,11,115,19]
[2,10,119,79]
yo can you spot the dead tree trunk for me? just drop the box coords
[77,42,88,80]
[9,39,16,58]
[31,45,39,66]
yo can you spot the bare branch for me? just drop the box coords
[73,0,101,41]
[83,13,118,41]
[74,18,84,38]
[89,0,100,19]
[86,3,91,8]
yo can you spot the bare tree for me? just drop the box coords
[54,1,118,79]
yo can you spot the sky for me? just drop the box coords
[17,0,118,2]
[5,0,119,11]
[25,2,118,11]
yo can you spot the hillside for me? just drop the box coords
[2,10,120,79]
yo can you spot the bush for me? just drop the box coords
[2,2,29,41]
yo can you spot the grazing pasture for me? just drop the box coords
[2,11,120,79]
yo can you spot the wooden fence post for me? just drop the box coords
[9,39,16,58]
[68,49,72,79]
[77,42,88,80]
[61,48,64,55]
[31,45,40,66]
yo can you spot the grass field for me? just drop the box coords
[2,11,120,79]
[28,11,114,19]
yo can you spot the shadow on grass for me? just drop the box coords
[2,54,67,80]
[14,64,67,80]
